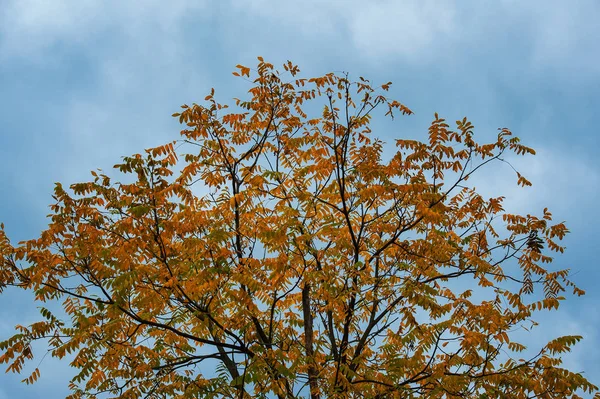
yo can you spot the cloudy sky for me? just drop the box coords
[0,0,599,397]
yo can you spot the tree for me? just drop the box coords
[0,58,597,399]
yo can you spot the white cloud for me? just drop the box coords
[346,0,457,62]
[228,0,458,62]
[467,146,599,224]
[228,0,347,36]
[5,0,596,81]
[498,0,600,76]
[0,0,208,62]
[0,0,212,189]
[228,0,600,79]
[0,0,99,57]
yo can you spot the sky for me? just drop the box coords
[0,0,599,397]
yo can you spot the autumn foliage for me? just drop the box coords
[0,58,598,398]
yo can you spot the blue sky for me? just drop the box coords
[0,1,599,397]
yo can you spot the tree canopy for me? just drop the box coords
[0,58,597,399]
